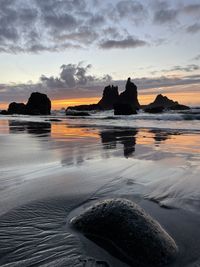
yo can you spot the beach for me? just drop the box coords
[0,111,200,266]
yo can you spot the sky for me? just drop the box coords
[0,0,200,109]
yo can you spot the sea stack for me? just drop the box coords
[26,92,51,115]
[98,85,119,109]
[71,198,178,267]
[114,77,140,115]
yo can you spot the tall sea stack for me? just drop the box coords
[98,85,119,109]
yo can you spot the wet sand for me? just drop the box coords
[0,117,200,266]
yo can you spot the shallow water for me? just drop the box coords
[0,114,200,266]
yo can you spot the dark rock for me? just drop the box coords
[8,102,26,114]
[66,104,102,112]
[0,110,9,115]
[144,106,164,113]
[146,94,178,109]
[66,110,90,116]
[114,103,137,115]
[169,104,190,110]
[71,198,178,267]
[26,92,51,115]
[117,77,140,109]
[98,85,119,109]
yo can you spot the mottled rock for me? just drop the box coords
[26,92,51,115]
[8,102,26,114]
[71,198,178,267]
[98,85,119,109]
[114,103,137,115]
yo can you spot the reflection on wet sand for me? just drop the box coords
[100,129,138,158]
[9,120,51,136]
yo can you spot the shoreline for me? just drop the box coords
[0,116,200,266]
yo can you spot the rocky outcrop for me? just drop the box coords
[145,94,190,111]
[169,104,190,110]
[67,78,140,113]
[65,110,90,116]
[98,85,119,109]
[114,103,137,115]
[26,92,51,115]
[66,104,102,112]
[144,106,164,113]
[117,77,140,109]
[8,102,26,114]
[71,198,178,267]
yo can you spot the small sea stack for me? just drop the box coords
[71,198,178,267]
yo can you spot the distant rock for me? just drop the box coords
[114,103,137,115]
[117,77,140,109]
[144,106,164,113]
[65,110,90,116]
[98,85,119,109]
[8,102,26,114]
[66,104,102,112]
[71,198,178,267]
[26,92,51,115]
[169,104,190,110]
[0,110,9,115]
[147,94,178,109]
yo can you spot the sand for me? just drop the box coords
[0,117,200,266]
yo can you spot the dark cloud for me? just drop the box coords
[186,23,200,34]
[193,54,200,61]
[99,37,147,49]
[154,9,178,24]
[116,0,147,21]
[183,4,200,15]
[40,63,112,89]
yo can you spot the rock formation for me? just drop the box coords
[98,85,119,109]
[8,102,26,114]
[114,103,137,115]
[117,77,140,108]
[66,104,101,112]
[145,94,190,112]
[71,198,178,267]
[26,92,51,115]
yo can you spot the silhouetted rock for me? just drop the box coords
[66,104,101,112]
[26,92,51,115]
[144,106,164,113]
[8,102,26,114]
[147,94,178,109]
[71,198,178,267]
[0,110,9,115]
[98,85,119,109]
[114,103,137,115]
[118,77,140,109]
[169,104,190,110]
[66,110,90,116]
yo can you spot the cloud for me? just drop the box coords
[40,63,112,89]
[183,4,200,15]
[154,9,178,24]
[193,54,200,61]
[186,23,200,34]
[99,37,147,49]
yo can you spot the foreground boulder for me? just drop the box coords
[26,92,51,115]
[8,102,26,114]
[114,103,137,115]
[71,199,178,267]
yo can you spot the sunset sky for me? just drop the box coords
[0,0,200,109]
